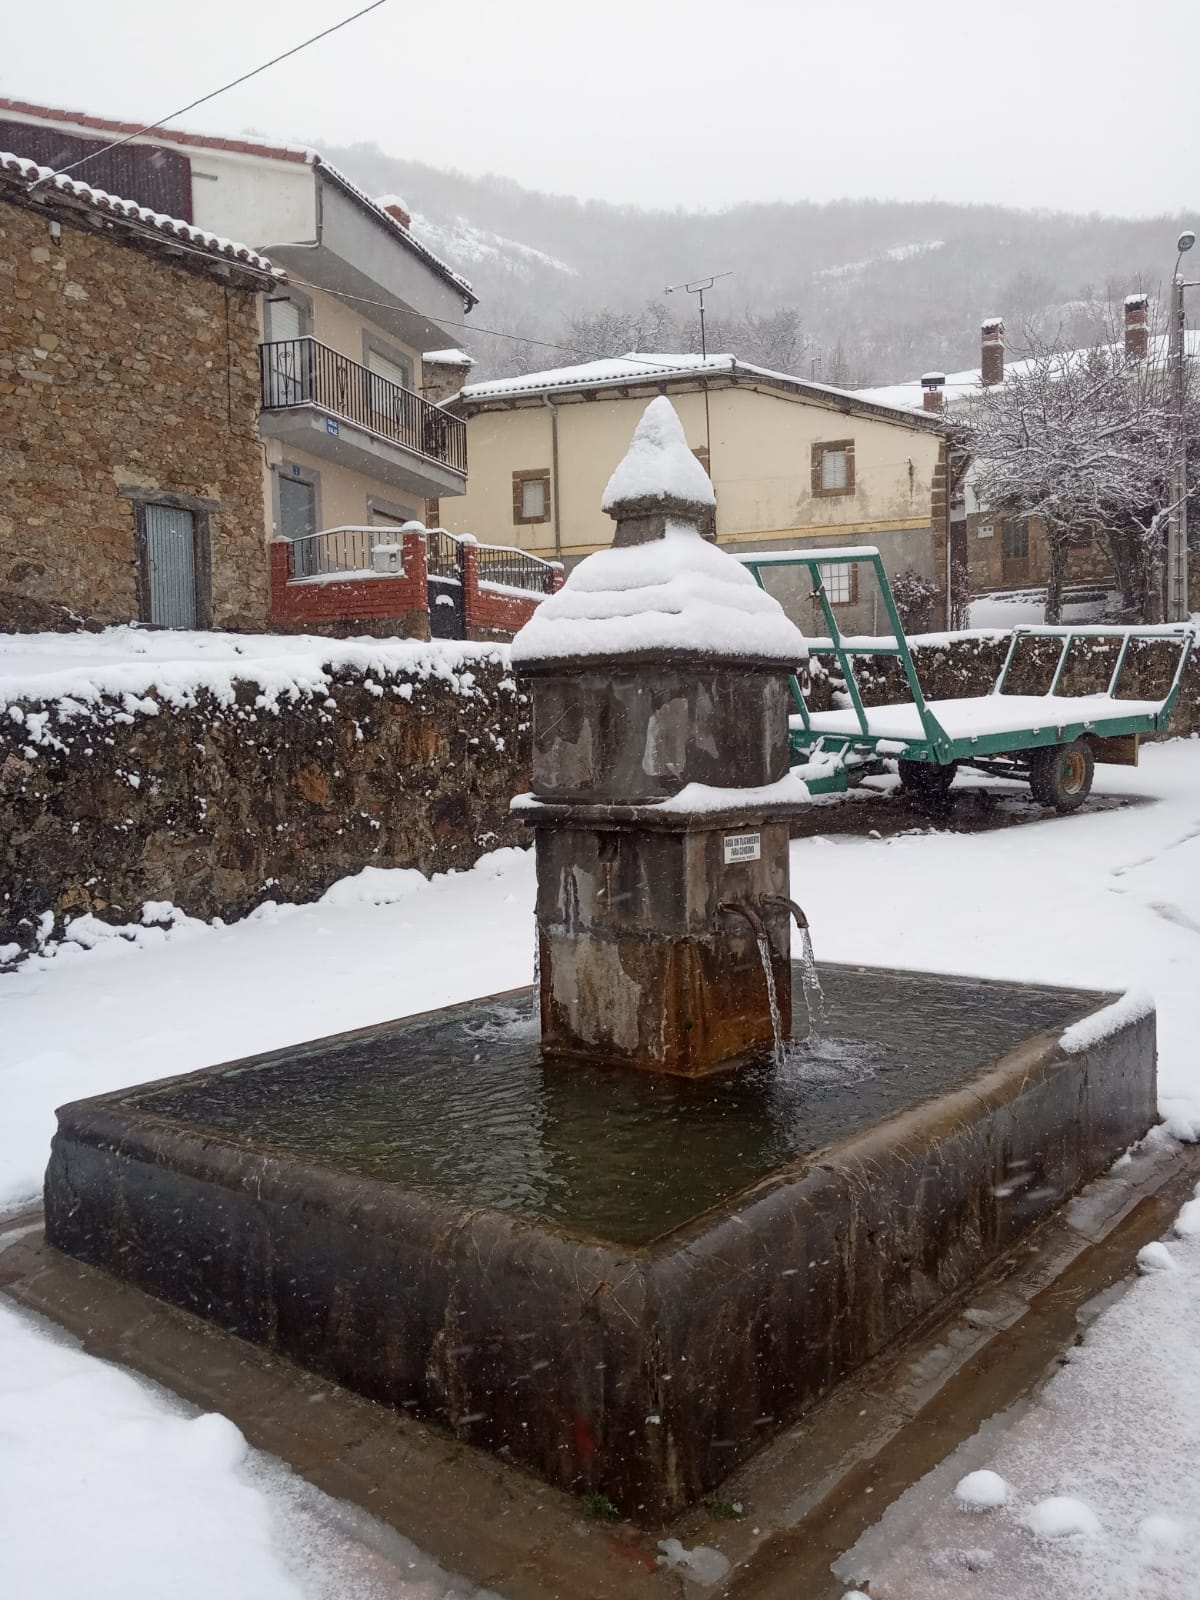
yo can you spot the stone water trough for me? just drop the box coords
[45,400,1157,1524]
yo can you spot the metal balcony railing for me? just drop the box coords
[260,337,467,474]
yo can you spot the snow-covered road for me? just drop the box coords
[3,739,1200,1598]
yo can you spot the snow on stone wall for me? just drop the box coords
[0,641,528,960]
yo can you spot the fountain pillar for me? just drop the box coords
[511,398,811,1075]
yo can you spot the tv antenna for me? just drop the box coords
[664,272,732,358]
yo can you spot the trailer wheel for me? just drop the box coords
[898,758,957,797]
[1028,740,1094,812]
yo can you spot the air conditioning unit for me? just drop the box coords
[371,543,402,574]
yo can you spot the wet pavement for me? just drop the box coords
[793,778,1147,840]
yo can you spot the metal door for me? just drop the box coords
[279,475,318,576]
[144,504,197,628]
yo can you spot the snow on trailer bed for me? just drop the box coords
[800,693,1163,745]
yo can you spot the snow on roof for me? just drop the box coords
[511,516,807,666]
[460,352,941,427]
[1124,292,1150,306]
[0,150,283,279]
[424,348,475,367]
[601,396,715,511]
[856,331,1200,414]
[312,159,476,307]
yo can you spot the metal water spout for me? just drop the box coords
[718,900,770,940]
[761,894,809,932]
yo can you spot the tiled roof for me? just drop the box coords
[0,150,284,280]
[0,98,477,308]
[0,97,311,163]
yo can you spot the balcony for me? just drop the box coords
[259,337,467,499]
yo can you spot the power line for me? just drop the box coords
[43,0,391,179]
[287,275,576,351]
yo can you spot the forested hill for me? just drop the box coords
[324,141,1193,387]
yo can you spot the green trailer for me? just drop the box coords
[739,545,1194,811]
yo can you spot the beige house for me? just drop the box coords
[0,101,476,604]
[443,355,951,631]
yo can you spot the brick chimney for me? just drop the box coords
[981,318,1004,386]
[1124,293,1149,360]
[921,372,946,413]
[985,316,1004,385]
[377,195,412,230]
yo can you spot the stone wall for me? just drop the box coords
[0,646,529,959]
[0,197,268,630]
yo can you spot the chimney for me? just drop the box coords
[1124,293,1149,360]
[378,195,412,230]
[921,371,946,413]
[981,318,1004,386]
[421,348,475,405]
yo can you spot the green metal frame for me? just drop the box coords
[739,546,1194,795]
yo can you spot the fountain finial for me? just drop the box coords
[601,394,716,546]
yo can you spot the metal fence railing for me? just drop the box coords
[425,527,464,584]
[281,524,561,597]
[285,526,401,579]
[260,337,467,474]
[475,542,561,594]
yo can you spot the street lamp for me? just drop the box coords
[1167,229,1196,621]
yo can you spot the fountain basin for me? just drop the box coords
[44,964,1155,1523]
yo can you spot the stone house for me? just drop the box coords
[857,311,1200,608]
[0,100,479,630]
[441,355,951,633]
[0,149,282,631]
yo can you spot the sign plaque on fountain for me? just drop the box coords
[511,397,811,1074]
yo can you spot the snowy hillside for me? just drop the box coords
[322,140,1190,384]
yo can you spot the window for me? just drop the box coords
[513,469,551,525]
[817,561,856,605]
[812,440,855,498]
[264,297,310,405]
[1002,518,1029,560]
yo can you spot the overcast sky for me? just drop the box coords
[3,0,1196,217]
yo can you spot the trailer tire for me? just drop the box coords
[898,758,957,797]
[1028,740,1094,812]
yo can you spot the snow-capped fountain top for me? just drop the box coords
[511,398,806,667]
[600,394,716,514]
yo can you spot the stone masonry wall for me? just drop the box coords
[0,198,268,630]
[0,645,529,959]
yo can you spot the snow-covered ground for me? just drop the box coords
[966,589,1119,628]
[4,743,1200,1598]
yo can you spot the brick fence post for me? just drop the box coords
[268,540,293,625]
[403,527,432,640]
[459,535,479,634]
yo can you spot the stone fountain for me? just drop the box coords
[44,399,1157,1524]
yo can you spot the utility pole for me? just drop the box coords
[664,272,731,462]
[1167,230,1195,621]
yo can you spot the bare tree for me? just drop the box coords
[964,333,1195,623]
